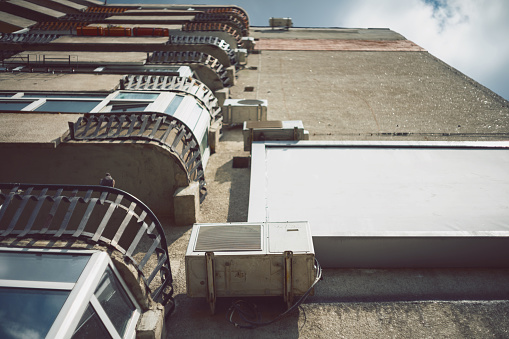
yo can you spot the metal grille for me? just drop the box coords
[194,224,262,252]
[182,22,242,46]
[147,51,229,88]
[168,35,237,67]
[203,8,249,35]
[69,112,207,202]
[120,75,220,118]
[0,183,174,307]
[0,33,60,44]
[193,12,247,37]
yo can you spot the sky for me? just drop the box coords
[109,0,509,100]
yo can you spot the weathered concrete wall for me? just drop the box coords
[0,142,189,220]
[0,73,122,92]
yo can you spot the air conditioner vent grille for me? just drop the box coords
[194,225,262,251]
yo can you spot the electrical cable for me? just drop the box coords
[226,258,323,329]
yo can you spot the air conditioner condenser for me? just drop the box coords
[185,221,316,313]
[222,99,268,124]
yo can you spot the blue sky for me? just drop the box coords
[109,0,509,100]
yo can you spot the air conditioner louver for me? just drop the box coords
[194,224,262,251]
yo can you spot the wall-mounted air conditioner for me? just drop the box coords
[222,99,268,124]
[185,221,315,313]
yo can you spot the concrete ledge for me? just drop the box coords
[173,181,200,225]
[214,87,229,107]
[226,66,236,86]
[208,118,222,154]
[136,306,166,339]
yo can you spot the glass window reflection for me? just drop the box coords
[34,100,100,113]
[94,267,135,337]
[0,101,31,111]
[72,303,112,339]
[0,252,90,283]
[115,92,159,100]
[164,95,184,116]
[0,288,69,339]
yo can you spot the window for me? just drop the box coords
[0,101,31,111]
[94,268,136,337]
[34,100,101,113]
[22,93,107,99]
[102,103,150,113]
[73,304,112,339]
[0,249,141,339]
[164,95,184,115]
[115,92,159,100]
[0,288,70,339]
[0,251,90,282]
[200,128,209,157]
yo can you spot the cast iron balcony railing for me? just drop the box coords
[120,75,221,119]
[0,183,174,308]
[69,112,207,201]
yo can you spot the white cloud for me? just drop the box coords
[337,0,509,99]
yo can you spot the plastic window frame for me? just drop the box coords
[0,247,141,339]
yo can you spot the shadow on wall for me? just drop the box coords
[0,142,189,221]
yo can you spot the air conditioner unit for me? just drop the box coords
[222,99,268,124]
[185,221,315,313]
[269,17,293,29]
[243,120,310,151]
[234,48,248,64]
[241,37,255,51]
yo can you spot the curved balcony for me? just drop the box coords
[0,183,174,308]
[69,111,207,203]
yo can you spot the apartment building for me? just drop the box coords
[1,1,509,338]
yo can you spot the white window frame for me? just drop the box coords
[0,247,141,339]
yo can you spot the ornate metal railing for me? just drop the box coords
[147,51,229,89]
[0,33,60,44]
[0,183,174,307]
[182,22,242,47]
[168,35,237,67]
[69,112,207,201]
[193,12,247,37]
[120,75,220,118]
[203,8,249,35]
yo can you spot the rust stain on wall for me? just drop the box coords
[255,39,426,52]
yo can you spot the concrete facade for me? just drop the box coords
[2,2,509,338]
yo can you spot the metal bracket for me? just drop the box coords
[283,250,294,309]
[205,251,216,314]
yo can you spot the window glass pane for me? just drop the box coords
[0,101,31,111]
[0,288,69,339]
[104,103,149,113]
[200,128,208,156]
[94,267,135,337]
[0,93,15,97]
[0,252,90,283]
[22,94,107,99]
[115,92,159,100]
[34,100,100,113]
[164,95,184,115]
[72,303,112,339]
